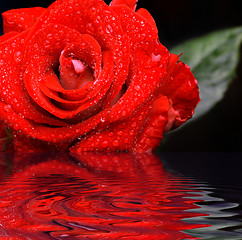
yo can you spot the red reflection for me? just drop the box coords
[0,153,208,239]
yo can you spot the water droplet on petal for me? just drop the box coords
[106,25,113,34]
[3,105,11,112]
[14,51,22,63]
[117,131,123,136]
[135,85,140,91]
[131,122,137,128]
[124,138,129,143]
[121,111,126,117]
[138,116,143,121]
[86,23,94,32]
[100,117,105,123]
[130,130,135,136]
[151,53,161,62]
[101,141,109,148]
[113,140,119,147]
[108,132,114,137]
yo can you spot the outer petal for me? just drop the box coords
[110,0,138,11]
[0,101,109,146]
[110,4,158,42]
[136,8,158,32]
[105,39,169,123]
[160,54,200,130]
[133,94,169,152]
[0,30,68,126]
[70,98,154,152]
[2,7,45,34]
[0,31,18,43]
[106,4,169,123]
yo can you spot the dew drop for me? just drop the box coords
[44,44,51,49]
[3,105,11,112]
[117,131,123,136]
[135,85,140,91]
[86,23,94,32]
[151,53,161,62]
[100,117,105,123]
[46,33,53,39]
[113,140,119,147]
[14,51,22,63]
[121,111,126,117]
[129,130,135,136]
[138,116,143,121]
[101,140,109,148]
[108,132,114,137]
[6,19,14,25]
[131,122,137,128]
[106,25,113,34]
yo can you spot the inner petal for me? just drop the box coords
[59,53,94,90]
[72,59,86,73]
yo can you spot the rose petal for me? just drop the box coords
[105,5,169,124]
[0,101,109,148]
[160,54,200,130]
[0,30,68,127]
[106,39,169,123]
[136,8,158,33]
[2,7,45,34]
[133,94,169,152]
[110,4,158,41]
[110,0,138,11]
[70,98,154,152]
[0,31,18,43]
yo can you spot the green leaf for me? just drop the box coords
[171,26,242,118]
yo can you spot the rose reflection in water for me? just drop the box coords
[0,153,208,239]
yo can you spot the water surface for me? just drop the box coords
[0,152,241,239]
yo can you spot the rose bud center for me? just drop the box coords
[59,50,94,90]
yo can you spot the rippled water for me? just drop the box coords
[0,152,241,239]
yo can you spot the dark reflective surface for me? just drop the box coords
[0,152,241,239]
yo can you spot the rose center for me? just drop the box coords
[59,51,94,90]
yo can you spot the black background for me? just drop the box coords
[0,0,242,151]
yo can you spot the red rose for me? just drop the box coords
[0,0,199,152]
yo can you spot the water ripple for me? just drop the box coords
[0,153,241,239]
